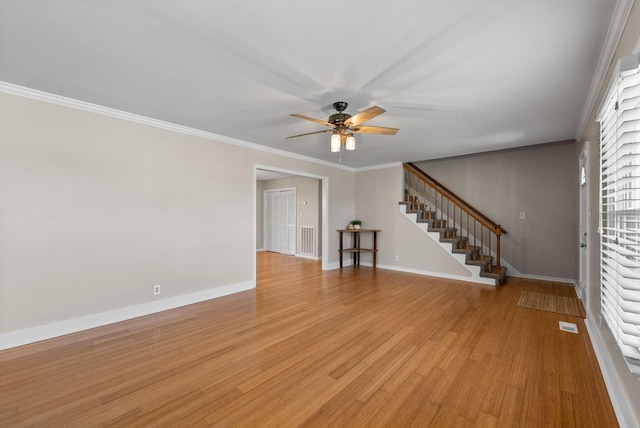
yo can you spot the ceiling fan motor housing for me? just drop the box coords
[329,113,351,127]
[329,101,351,128]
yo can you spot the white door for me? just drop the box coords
[285,190,296,254]
[578,147,588,303]
[264,189,296,255]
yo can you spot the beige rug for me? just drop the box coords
[517,291,585,318]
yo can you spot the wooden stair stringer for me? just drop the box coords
[399,203,496,286]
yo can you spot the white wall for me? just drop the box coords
[0,90,355,340]
[354,165,471,278]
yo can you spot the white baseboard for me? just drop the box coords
[295,254,320,260]
[326,261,494,285]
[0,280,255,351]
[584,308,639,428]
[325,260,354,270]
[369,263,496,286]
[507,272,577,287]
[256,248,266,252]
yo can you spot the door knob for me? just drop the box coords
[580,243,586,248]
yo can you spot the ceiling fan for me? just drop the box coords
[287,101,399,152]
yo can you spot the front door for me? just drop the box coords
[578,147,588,303]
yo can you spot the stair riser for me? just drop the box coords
[399,202,507,285]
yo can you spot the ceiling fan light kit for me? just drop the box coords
[288,101,398,154]
[345,133,355,151]
[330,132,341,152]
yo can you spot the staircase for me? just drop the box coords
[400,163,507,286]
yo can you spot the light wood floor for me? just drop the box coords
[0,252,617,427]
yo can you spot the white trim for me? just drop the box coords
[255,164,330,180]
[506,272,577,287]
[328,259,494,285]
[578,143,589,304]
[295,254,320,260]
[256,248,266,252]
[0,280,255,351]
[264,187,297,193]
[330,259,496,287]
[321,178,330,270]
[509,272,581,301]
[597,52,640,121]
[325,260,354,270]
[0,81,404,175]
[253,169,258,285]
[331,261,573,288]
[367,263,495,286]
[355,162,403,172]
[575,0,635,141]
[585,308,640,428]
[0,81,354,172]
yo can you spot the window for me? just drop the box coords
[598,53,640,376]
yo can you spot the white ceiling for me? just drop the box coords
[0,1,618,168]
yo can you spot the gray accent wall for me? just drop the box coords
[414,140,579,281]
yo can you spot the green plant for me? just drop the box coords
[350,219,362,226]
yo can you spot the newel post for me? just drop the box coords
[495,225,503,274]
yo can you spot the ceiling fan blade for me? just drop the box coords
[352,125,399,135]
[290,114,333,127]
[344,106,385,127]
[286,129,332,139]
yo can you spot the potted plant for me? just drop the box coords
[350,219,362,230]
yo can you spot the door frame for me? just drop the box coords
[578,143,588,303]
[253,165,330,283]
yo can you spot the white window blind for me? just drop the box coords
[599,53,640,376]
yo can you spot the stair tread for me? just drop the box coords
[399,199,507,285]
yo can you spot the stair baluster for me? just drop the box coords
[401,163,507,284]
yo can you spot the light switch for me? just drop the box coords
[519,212,526,220]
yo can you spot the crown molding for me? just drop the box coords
[0,81,355,172]
[355,161,403,173]
[575,0,635,141]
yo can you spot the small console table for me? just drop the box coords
[337,229,381,268]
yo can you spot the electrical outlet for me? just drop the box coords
[395,255,400,262]
[153,285,161,295]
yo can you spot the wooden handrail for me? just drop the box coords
[403,162,506,275]
[404,163,507,235]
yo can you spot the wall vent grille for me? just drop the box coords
[300,226,316,256]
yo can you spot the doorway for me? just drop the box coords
[254,165,330,284]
